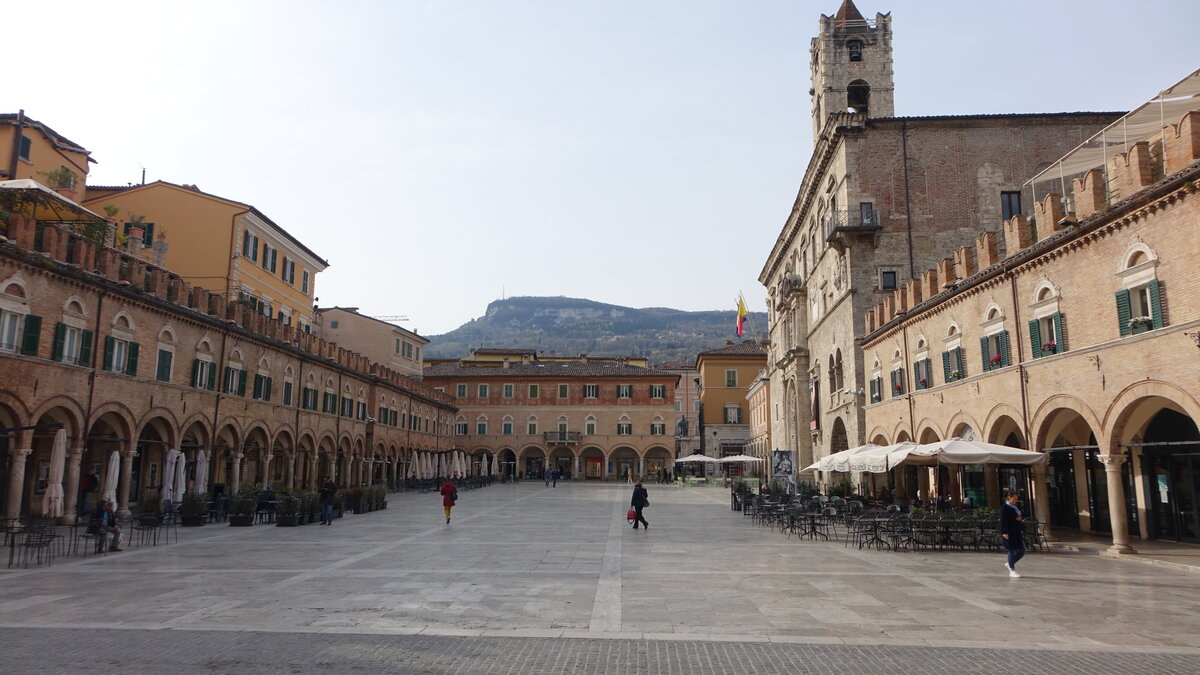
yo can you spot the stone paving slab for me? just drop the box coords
[2,481,1199,671]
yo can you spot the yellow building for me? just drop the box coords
[317,307,429,379]
[696,340,767,460]
[1,111,93,202]
[83,181,328,332]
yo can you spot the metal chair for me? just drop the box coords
[11,529,56,568]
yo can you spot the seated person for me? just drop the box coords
[97,499,123,552]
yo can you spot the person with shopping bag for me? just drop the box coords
[630,481,649,531]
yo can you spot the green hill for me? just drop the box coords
[424,296,766,363]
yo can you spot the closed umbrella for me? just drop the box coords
[102,449,120,506]
[174,450,187,500]
[41,428,67,518]
[161,449,179,503]
[195,450,209,494]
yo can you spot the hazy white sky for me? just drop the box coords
[11,1,1199,335]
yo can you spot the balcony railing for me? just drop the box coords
[543,431,581,445]
[824,209,882,242]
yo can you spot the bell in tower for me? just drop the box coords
[809,0,895,143]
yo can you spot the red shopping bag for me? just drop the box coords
[626,509,637,522]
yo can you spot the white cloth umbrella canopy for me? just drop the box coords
[850,442,917,474]
[161,449,179,502]
[491,453,499,477]
[802,444,880,473]
[195,450,209,494]
[718,454,765,463]
[102,450,120,506]
[421,453,431,479]
[675,454,719,463]
[41,428,68,518]
[174,451,187,500]
[895,438,1049,467]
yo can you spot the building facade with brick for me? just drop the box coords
[655,360,701,459]
[1,111,92,198]
[859,80,1200,551]
[423,351,678,481]
[758,1,1122,475]
[0,194,454,521]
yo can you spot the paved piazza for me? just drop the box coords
[2,482,1198,673]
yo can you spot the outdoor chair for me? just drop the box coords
[75,520,109,557]
[255,496,275,524]
[133,515,160,547]
[909,515,939,551]
[884,514,912,551]
[1024,518,1045,551]
[10,529,55,568]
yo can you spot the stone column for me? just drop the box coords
[232,453,244,494]
[946,467,962,506]
[262,452,273,488]
[574,456,580,480]
[1031,462,1051,537]
[1100,454,1137,554]
[917,467,930,504]
[117,447,137,518]
[286,454,296,488]
[62,446,84,524]
[4,447,32,520]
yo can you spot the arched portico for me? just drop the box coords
[518,445,546,479]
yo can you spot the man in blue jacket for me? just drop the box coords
[999,491,1025,578]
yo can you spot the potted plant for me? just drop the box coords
[374,484,387,509]
[350,486,367,513]
[989,353,1002,366]
[275,493,300,527]
[229,487,257,526]
[303,490,320,523]
[1042,341,1057,354]
[180,491,209,526]
[334,490,346,518]
[135,489,163,525]
[950,369,961,380]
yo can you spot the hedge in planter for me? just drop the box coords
[275,493,301,527]
[180,491,209,526]
[229,486,257,526]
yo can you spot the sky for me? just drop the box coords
[10,0,1200,336]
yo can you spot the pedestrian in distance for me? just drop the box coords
[96,499,123,551]
[544,467,552,487]
[79,469,99,516]
[1000,491,1026,578]
[552,468,558,487]
[318,476,337,525]
[441,479,458,524]
[630,480,649,531]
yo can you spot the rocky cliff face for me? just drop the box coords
[426,296,765,363]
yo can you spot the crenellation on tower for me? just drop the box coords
[810,0,894,143]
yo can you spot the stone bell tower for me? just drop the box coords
[810,0,895,142]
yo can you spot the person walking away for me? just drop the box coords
[97,499,123,551]
[441,479,458,524]
[552,468,558,487]
[79,469,99,516]
[630,481,650,531]
[1000,491,1026,578]
[544,467,552,487]
[318,477,337,525]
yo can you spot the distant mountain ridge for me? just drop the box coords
[424,296,766,364]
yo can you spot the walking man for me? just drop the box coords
[1000,491,1026,578]
[319,476,337,525]
[630,480,649,531]
[552,468,558,487]
[543,466,552,487]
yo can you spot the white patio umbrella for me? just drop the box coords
[174,450,187,500]
[101,449,120,506]
[675,454,719,463]
[802,443,880,473]
[421,453,431,479]
[897,438,1049,467]
[848,442,916,474]
[195,450,209,494]
[718,454,764,463]
[41,428,67,518]
[161,448,179,502]
[491,453,499,476]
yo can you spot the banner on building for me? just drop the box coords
[809,378,820,431]
[772,450,795,479]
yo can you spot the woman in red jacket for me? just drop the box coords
[440,480,458,524]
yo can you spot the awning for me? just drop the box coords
[802,443,881,473]
[0,178,107,222]
[893,438,1048,467]
[1026,68,1200,189]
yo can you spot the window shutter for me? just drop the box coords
[869,378,876,402]
[52,322,66,361]
[1028,319,1042,359]
[192,359,201,387]
[79,330,92,367]
[1149,279,1164,329]
[265,377,273,400]
[253,374,263,399]
[1115,289,1131,336]
[1054,312,1066,352]
[979,336,990,371]
[103,335,115,370]
[20,315,42,356]
[922,358,931,387]
[207,364,217,390]
[942,351,951,381]
[956,347,966,378]
[999,331,1011,367]
[911,361,920,389]
[125,342,139,376]
[237,369,247,396]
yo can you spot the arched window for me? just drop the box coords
[834,349,844,391]
[847,79,870,115]
[847,39,863,61]
[1116,243,1162,335]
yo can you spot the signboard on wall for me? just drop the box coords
[772,450,795,479]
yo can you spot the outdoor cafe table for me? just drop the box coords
[852,515,893,550]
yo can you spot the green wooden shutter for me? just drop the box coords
[979,336,990,371]
[1029,319,1042,359]
[125,342,139,376]
[207,364,217,390]
[103,336,115,370]
[1054,312,1066,352]
[1115,289,1131,336]
[942,351,951,381]
[79,330,92,367]
[1149,279,1164,329]
[20,315,42,356]
[923,358,931,386]
[237,369,247,396]
[912,361,921,389]
[999,331,1011,367]
[192,359,200,387]
[265,377,273,401]
[223,366,232,392]
[957,347,966,378]
[52,322,66,361]
[253,374,263,399]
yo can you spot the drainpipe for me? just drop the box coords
[225,207,251,302]
[212,330,229,489]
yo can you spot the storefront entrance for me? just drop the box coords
[1047,450,1079,529]
[1141,409,1200,543]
